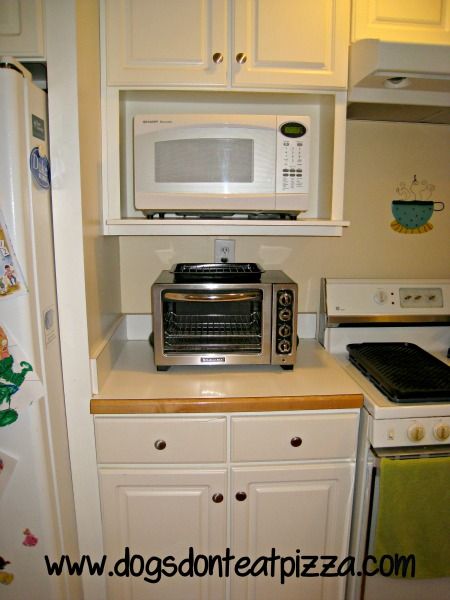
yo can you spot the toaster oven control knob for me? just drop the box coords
[433,424,450,441]
[278,339,291,354]
[407,425,425,442]
[278,324,291,337]
[278,291,293,306]
[278,308,292,322]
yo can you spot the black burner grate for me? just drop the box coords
[347,342,450,403]
[171,263,263,282]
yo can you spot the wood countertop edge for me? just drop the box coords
[90,394,364,414]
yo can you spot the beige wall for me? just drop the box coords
[77,0,121,353]
[119,120,450,315]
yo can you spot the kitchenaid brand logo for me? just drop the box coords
[142,120,173,124]
[201,357,226,363]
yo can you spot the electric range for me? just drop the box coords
[319,278,450,600]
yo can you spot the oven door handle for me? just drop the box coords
[164,291,262,302]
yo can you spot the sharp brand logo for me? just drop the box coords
[142,119,173,124]
[201,357,226,363]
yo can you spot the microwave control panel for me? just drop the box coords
[276,116,310,195]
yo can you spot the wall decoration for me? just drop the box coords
[0,326,34,427]
[0,210,26,298]
[0,556,13,586]
[391,176,445,234]
[0,572,14,585]
[0,557,11,570]
[22,528,39,547]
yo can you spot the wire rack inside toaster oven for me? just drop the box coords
[163,312,262,351]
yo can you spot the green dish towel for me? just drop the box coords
[374,456,450,579]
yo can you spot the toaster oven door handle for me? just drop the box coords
[164,291,262,302]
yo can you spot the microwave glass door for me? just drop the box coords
[135,124,276,195]
[155,138,254,184]
[161,289,264,355]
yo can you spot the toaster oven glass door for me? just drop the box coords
[161,289,266,355]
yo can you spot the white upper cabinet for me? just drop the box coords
[0,0,45,59]
[233,0,351,89]
[104,0,228,86]
[352,0,450,45]
[104,0,351,89]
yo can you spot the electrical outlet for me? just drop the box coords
[214,239,235,263]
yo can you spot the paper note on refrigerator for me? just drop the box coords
[0,324,43,426]
[0,209,27,298]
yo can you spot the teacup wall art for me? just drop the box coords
[391,175,445,234]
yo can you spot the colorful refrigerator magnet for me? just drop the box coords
[0,209,26,298]
[0,326,34,427]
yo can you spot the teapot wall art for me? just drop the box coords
[391,176,445,234]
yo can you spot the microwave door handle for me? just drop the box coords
[164,291,262,302]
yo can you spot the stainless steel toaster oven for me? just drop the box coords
[151,264,298,370]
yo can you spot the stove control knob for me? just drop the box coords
[433,424,450,441]
[373,290,388,304]
[407,425,425,442]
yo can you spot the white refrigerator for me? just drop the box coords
[0,59,80,599]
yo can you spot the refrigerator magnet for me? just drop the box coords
[29,147,50,190]
[0,210,27,298]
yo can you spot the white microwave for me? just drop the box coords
[134,114,310,218]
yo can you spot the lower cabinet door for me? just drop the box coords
[231,463,355,600]
[99,468,227,600]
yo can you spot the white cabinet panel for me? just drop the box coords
[104,0,228,85]
[233,0,351,88]
[99,468,227,600]
[0,0,45,58]
[95,416,227,463]
[231,413,358,461]
[352,0,450,44]
[231,463,354,600]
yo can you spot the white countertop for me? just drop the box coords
[92,339,363,406]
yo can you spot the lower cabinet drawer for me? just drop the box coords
[231,413,358,461]
[95,417,226,463]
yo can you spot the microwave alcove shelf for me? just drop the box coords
[101,90,349,236]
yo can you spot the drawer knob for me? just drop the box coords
[212,52,224,64]
[212,493,224,503]
[290,436,303,447]
[236,52,247,64]
[154,439,167,450]
[235,491,247,501]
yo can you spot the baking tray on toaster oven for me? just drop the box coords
[171,263,264,283]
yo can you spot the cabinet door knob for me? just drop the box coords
[212,493,224,503]
[213,52,224,64]
[291,436,303,447]
[235,491,247,501]
[235,52,247,64]
[154,439,167,450]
